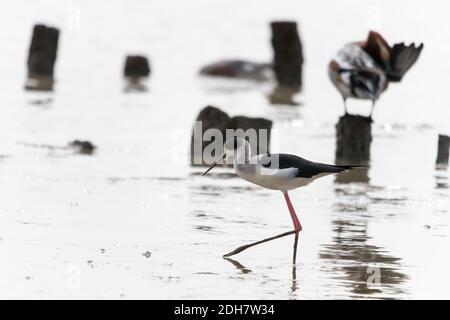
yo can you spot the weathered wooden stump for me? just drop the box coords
[190,106,272,166]
[124,55,151,91]
[191,106,231,166]
[124,55,150,78]
[436,134,450,170]
[25,24,59,91]
[269,21,303,104]
[230,116,272,156]
[335,115,372,166]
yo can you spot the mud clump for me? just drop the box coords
[69,140,96,155]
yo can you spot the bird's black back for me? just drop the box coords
[261,154,353,178]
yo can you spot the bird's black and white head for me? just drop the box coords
[202,138,252,176]
[224,138,252,164]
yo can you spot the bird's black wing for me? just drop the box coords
[261,154,353,178]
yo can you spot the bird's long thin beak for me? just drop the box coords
[202,153,227,176]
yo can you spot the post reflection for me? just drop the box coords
[335,168,370,184]
[434,170,449,189]
[319,180,408,298]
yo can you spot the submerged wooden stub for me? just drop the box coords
[25,24,59,91]
[335,115,372,166]
[190,106,272,166]
[191,106,231,166]
[436,134,450,170]
[269,21,303,104]
[124,55,151,91]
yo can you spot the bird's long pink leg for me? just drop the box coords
[283,192,302,232]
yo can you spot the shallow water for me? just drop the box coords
[0,0,449,299]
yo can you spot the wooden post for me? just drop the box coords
[436,134,450,170]
[190,106,272,166]
[229,116,272,156]
[124,55,150,79]
[335,115,372,166]
[124,55,151,91]
[191,106,231,166]
[25,24,59,91]
[269,21,303,104]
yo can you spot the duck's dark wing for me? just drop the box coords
[387,43,424,82]
[261,154,353,178]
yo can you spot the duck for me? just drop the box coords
[199,59,271,81]
[328,31,423,117]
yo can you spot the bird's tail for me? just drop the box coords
[332,165,369,173]
[387,43,424,82]
[317,164,366,174]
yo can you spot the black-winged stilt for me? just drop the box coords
[328,31,423,117]
[202,138,355,235]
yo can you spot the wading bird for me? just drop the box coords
[328,31,423,117]
[203,138,355,233]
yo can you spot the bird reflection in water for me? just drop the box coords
[224,257,252,274]
[224,231,300,294]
